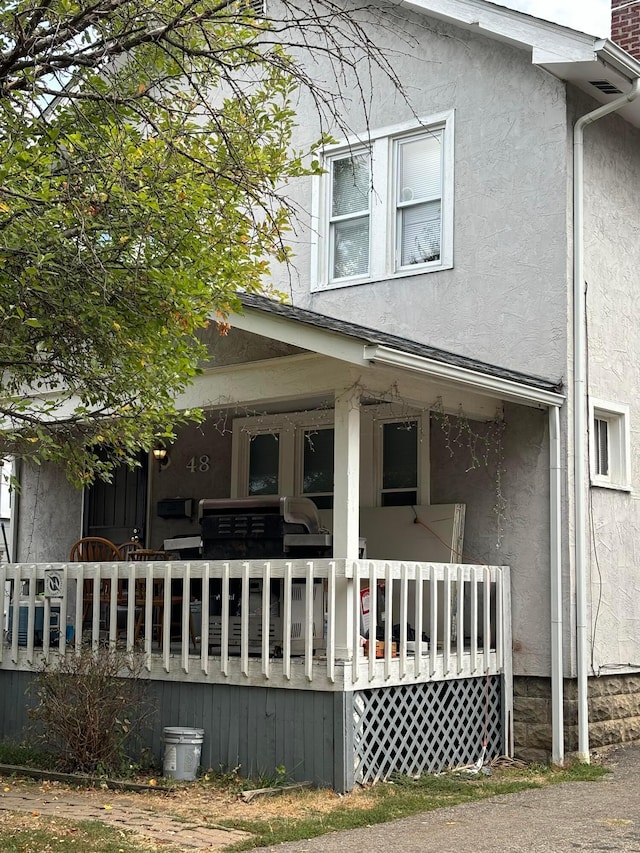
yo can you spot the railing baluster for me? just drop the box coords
[484,566,491,673]
[182,563,191,674]
[0,563,5,664]
[327,561,335,683]
[221,562,230,677]
[241,562,249,676]
[443,565,451,675]
[201,562,210,676]
[384,562,392,681]
[457,565,464,675]
[430,564,437,677]
[496,567,504,671]
[283,562,292,680]
[471,567,478,673]
[74,565,84,655]
[399,563,407,679]
[143,564,153,669]
[162,563,171,673]
[414,563,423,678]
[304,562,314,682]
[351,561,360,683]
[262,562,271,679]
[26,566,36,664]
[368,562,376,682]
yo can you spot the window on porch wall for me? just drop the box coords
[233,408,427,508]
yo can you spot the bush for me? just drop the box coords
[27,646,154,775]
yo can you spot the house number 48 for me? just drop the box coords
[187,455,210,473]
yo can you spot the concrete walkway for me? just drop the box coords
[0,783,250,850]
[252,744,640,853]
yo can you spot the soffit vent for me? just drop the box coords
[590,80,624,95]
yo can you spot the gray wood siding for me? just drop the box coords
[144,681,350,790]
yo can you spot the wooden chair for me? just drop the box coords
[117,540,144,560]
[69,536,121,562]
[69,537,121,629]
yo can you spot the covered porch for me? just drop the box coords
[3,295,564,788]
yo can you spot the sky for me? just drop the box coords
[491,0,611,36]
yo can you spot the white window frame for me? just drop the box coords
[311,111,454,291]
[231,407,430,508]
[589,399,631,491]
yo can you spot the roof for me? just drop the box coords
[236,294,564,406]
[398,0,640,128]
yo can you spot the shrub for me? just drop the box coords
[27,646,154,775]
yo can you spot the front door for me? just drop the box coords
[84,453,148,546]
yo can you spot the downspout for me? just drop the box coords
[573,77,640,763]
[549,404,563,765]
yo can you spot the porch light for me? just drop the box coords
[152,446,170,470]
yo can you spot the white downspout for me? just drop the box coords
[573,77,640,763]
[549,404,564,765]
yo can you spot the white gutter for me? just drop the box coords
[549,404,564,765]
[364,345,564,408]
[573,77,640,763]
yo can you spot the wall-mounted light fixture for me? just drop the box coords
[152,446,170,471]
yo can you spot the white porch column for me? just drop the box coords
[333,385,361,659]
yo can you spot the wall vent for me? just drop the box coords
[590,80,623,95]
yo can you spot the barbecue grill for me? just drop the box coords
[198,495,332,560]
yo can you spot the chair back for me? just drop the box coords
[117,540,144,560]
[69,536,121,562]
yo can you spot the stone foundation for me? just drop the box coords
[514,674,640,763]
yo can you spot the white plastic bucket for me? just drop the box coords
[162,727,204,781]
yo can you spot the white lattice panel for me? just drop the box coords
[353,676,502,783]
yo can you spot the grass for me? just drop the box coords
[217,760,608,851]
[0,741,609,852]
[0,815,180,853]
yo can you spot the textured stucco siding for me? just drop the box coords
[431,403,551,678]
[15,463,83,563]
[572,87,640,678]
[276,6,570,382]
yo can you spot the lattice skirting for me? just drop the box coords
[353,675,503,784]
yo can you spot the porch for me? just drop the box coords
[1,557,511,788]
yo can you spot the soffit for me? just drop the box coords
[398,0,640,128]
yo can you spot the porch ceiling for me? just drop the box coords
[223,295,564,410]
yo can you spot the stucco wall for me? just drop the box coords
[275,5,570,382]
[571,88,640,676]
[431,402,551,678]
[15,463,83,562]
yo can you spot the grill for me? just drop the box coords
[198,496,332,560]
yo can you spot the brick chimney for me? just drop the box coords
[612,0,640,59]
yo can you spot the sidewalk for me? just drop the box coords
[251,743,640,853]
[0,782,250,850]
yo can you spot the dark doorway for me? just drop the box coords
[84,453,148,545]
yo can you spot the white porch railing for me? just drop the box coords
[0,560,511,691]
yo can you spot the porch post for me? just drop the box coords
[333,385,361,659]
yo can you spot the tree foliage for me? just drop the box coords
[0,0,401,484]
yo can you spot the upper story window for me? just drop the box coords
[589,399,631,491]
[312,112,454,291]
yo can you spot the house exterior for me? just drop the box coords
[3,0,640,787]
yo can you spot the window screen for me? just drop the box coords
[396,132,443,267]
[330,153,370,280]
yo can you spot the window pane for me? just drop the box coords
[303,429,334,494]
[332,154,370,217]
[381,491,418,507]
[382,422,417,490]
[595,418,609,477]
[248,433,279,495]
[398,133,442,203]
[332,217,370,279]
[400,201,441,266]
